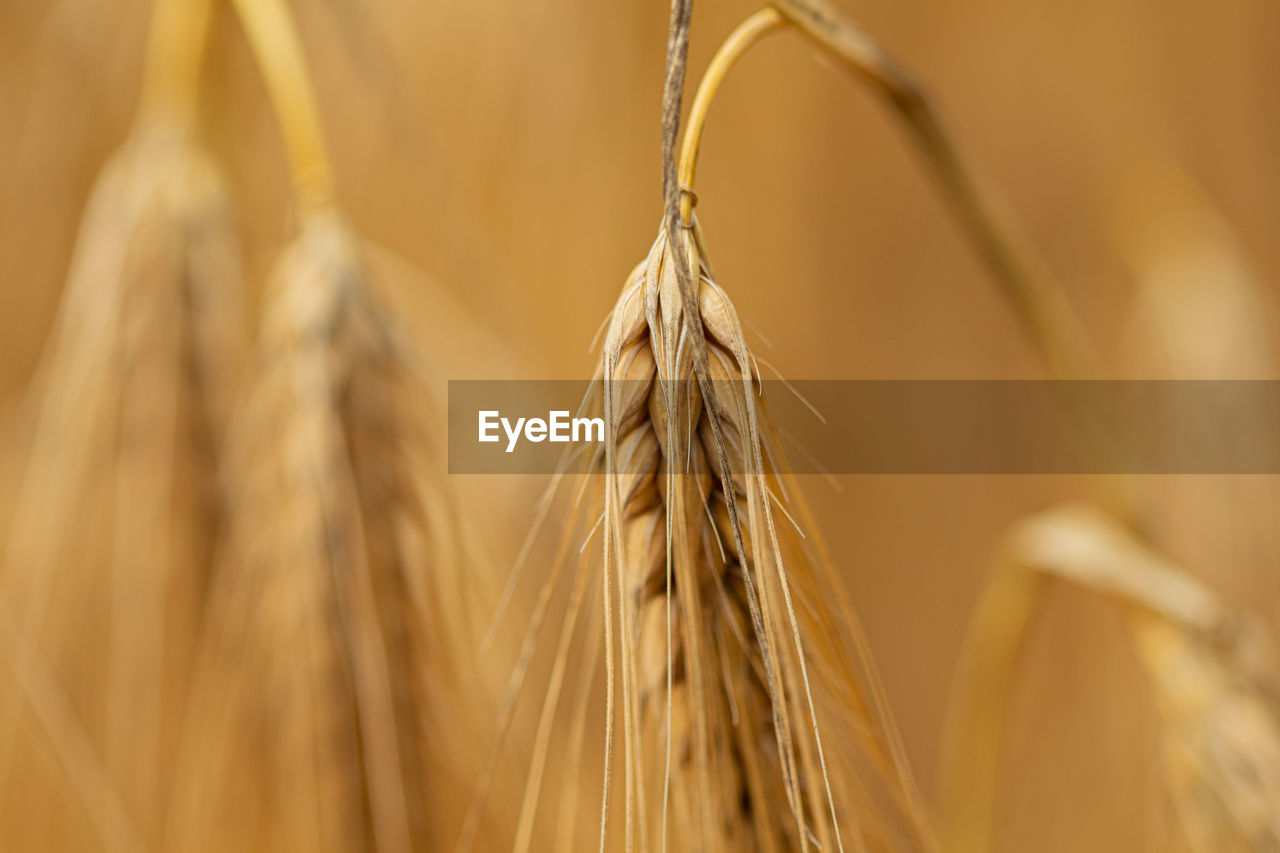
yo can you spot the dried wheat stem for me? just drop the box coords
[941,504,1280,851]
[588,8,949,839]
[766,0,1098,381]
[0,130,242,851]
[766,0,1139,521]
[102,3,236,836]
[228,0,334,207]
[936,541,1039,853]
[660,0,695,220]
[657,24,783,849]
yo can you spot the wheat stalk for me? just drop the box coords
[941,503,1280,851]
[472,8,942,851]
[764,0,1098,383]
[605,225,817,851]
[0,0,243,844]
[99,120,245,841]
[165,1,507,846]
[469,10,937,841]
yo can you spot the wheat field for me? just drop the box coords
[0,0,1278,851]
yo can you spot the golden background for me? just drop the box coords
[1,1,1277,849]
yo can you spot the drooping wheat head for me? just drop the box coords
[175,207,493,852]
[942,504,1280,852]
[578,215,936,852]
[0,100,244,847]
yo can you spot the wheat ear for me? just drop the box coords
[941,503,1280,851]
[177,207,485,853]
[0,0,242,843]
[169,0,496,845]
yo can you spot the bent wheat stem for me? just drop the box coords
[767,0,1097,381]
[941,504,1280,851]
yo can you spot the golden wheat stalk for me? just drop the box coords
[0,0,242,844]
[603,225,821,851]
[487,9,938,850]
[468,13,938,846]
[764,0,1098,383]
[168,1,506,846]
[176,209,455,853]
[98,120,244,839]
[941,503,1280,852]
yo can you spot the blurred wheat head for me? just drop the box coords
[942,504,1280,852]
[0,85,244,851]
[0,0,512,850]
[173,207,500,853]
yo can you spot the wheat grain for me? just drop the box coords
[0,1,238,845]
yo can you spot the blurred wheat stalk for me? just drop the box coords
[0,0,241,847]
[0,0,501,851]
[941,504,1280,852]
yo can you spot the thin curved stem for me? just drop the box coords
[229,0,335,208]
[937,549,1042,853]
[765,0,1141,524]
[141,0,217,131]
[677,9,786,223]
[766,0,1099,384]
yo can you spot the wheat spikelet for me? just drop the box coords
[0,117,243,849]
[581,220,934,852]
